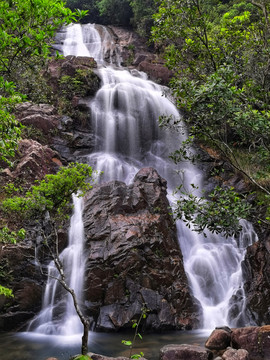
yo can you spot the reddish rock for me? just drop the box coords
[83,167,202,332]
[231,326,270,359]
[138,60,173,85]
[5,139,61,183]
[205,328,232,350]
[222,347,249,360]
[160,344,213,360]
[15,102,60,135]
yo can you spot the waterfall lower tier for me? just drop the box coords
[29,195,85,335]
[30,23,258,335]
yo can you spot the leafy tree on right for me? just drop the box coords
[152,0,270,235]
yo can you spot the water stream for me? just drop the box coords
[28,23,257,339]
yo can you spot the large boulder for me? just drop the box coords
[231,326,270,360]
[15,102,60,135]
[160,344,213,360]
[205,328,232,351]
[83,167,202,331]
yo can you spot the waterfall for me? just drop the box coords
[28,195,86,335]
[31,23,257,335]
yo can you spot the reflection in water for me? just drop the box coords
[1,330,210,360]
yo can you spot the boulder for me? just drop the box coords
[138,60,173,85]
[1,139,61,184]
[222,347,249,360]
[45,55,99,97]
[83,167,202,331]
[231,326,270,360]
[205,328,232,350]
[15,102,60,135]
[160,344,213,360]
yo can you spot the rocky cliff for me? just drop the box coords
[83,167,201,331]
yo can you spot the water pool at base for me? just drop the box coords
[0,330,210,360]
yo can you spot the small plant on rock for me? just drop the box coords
[122,304,149,359]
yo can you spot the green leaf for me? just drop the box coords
[122,340,132,346]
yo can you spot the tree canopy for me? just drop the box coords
[152,0,270,234]
[0,0,87,165]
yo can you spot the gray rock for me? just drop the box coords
[222,347,249,360]
[83,168,202,331]
[160,344,213,360]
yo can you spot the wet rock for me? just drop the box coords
[138,60,173,85]
[0,244,43,331]
[83,167,202,331]
[45,55,99,97]
[243,239,270,325]
[16,102,60,135]
[160,344,213,360]
[231,326,270,359]
[108,26,172,85]
[222,347,249,360]
[1,139,61,184]
[205,328,232,350]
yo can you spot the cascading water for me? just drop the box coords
[30,22,257,336]
[28,195,86,335]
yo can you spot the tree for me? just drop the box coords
[97,0,132,26]
[2,162,95,356]
[152,0,270,233]
[0,0,87,165]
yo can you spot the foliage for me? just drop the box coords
[0,285,13,298]
[0,227,25,244]
[2,163,95,222]
[0,0,87,81]
[0,78,25,164]
[129,0,157,37]
[152,0,270,231]
[0,0,87,165]
[122,305,149,359]
[65,0,157,36]
[97,0,132,26]
[174,185,252,237]
[73,355,92,360]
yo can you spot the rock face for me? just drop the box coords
[15,102,60,136]
[83,167,202,331]
[243,238,270,325]
[109,26,173,85]
[0,244,43,331]
[1,139,61,184]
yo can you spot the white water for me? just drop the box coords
[30,23,257,336]
[28,195,86,335]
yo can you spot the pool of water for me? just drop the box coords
[0,330,210,360]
